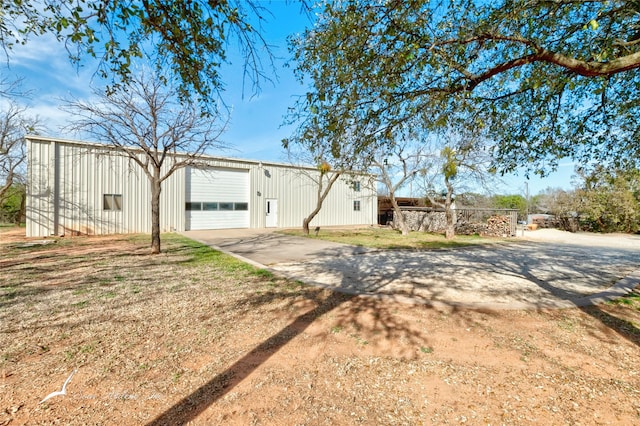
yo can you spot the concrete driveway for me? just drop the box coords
[183,228,372,267]
[182,229,640,310]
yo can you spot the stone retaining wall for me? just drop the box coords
[394,210,448,232]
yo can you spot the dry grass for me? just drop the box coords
[1,231,322,424]
[1,228,640,425]
[279,227,508,249]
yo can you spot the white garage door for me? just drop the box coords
[185,167,250,230]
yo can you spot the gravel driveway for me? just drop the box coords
[185,229,640,310]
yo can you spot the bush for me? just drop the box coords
[0,184,25,224]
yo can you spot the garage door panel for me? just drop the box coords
[186,167,249,230]
[188,211,250,230]
[188,168,248,202]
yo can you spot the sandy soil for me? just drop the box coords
[521,228,640,248]
[1,228,640,425]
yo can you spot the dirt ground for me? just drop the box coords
[1,228,640,425]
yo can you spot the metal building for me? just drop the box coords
[26,136,377,237]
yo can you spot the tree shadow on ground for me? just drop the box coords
[580,303,640,346]
[271,241,640,349]
[146,291,353,425]
[146,276,435,426]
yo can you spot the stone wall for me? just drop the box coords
[392,211,447,232]
[393,211,448,232]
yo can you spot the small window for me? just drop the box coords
[234,202,249,211]
[203,202,218,211]
[352,181,361,192]
[219,202,234,211]
[353,200,361,211]
[104,194,123,211]
[186,202,202,211]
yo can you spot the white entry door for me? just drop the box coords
[265,199,278,227]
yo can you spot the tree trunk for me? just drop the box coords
[389,191,409,236]
[150,173,162,254]
[444,211,455,239]
[444,177,456,240]
[302,171,341,235]
[16,189,26,225]
[302,217,311,235]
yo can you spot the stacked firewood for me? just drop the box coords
[485,215,512,237]
[454,221,487,235]
[455,215,511,237]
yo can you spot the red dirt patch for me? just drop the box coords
[1,230,639,425]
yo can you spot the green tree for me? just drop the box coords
[1,102,39,220]
[492,195,528,220]
[290,1,640,176]
[574,167,640,233]
[1,0,276,108]
[0,183,25,224]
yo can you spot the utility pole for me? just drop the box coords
[525,181,529,224]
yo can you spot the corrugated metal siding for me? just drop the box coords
[161,166,185,233]
[26,137,377,236]
[159,156,376,229]
[249,163,377,229]
[26,138,185,237]
[26,139,54,237]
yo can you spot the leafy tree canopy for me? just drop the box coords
[289,0,640,175]
[1,0,273,108]
[573,165,640,233]
[492,194,527,211]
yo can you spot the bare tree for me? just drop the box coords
[420,127,500,239]
[285,142,346,236]
[374,143,433,236]
[303,160,341,235]
[0,102,39,218]
[0,77,27,99]
[65,71,227,254]
[0,105,25,202]
[284,124,366,235]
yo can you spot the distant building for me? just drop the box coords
[527,214,554,225]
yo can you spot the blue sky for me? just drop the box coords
[2,0,575,196]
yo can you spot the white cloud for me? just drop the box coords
[6,32,100,98]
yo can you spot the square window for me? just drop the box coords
[352,181,361,192]
[104,194,123,211]
[353,200,361,211]
[234,202,248,211]
[203,202,218,211]
[186,202,202,211]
